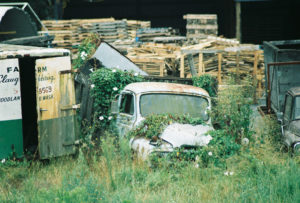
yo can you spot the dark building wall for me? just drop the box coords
[64,0,300,44]
[64,0,236,38]
[241,0,300,44]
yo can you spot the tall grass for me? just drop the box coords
[1,87,299,202]
[1,131,299,202]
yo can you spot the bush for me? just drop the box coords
[151,129,241,168]
[128,114,204,140]
[128,114,240,168]
[89,68,144,134]
[192,74,218,97]
[211,85,254,144]
[72,34,101,70]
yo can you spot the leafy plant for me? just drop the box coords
[72,34,101,70]
[150,129,241,168]
[211,85,254,144]
[128,114,204,140]
[89,68,144,134]
[192,74,218,97]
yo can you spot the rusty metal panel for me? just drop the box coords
[35,56,76,159]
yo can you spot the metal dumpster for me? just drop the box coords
[263,40,300,116]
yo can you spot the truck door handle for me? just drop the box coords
[40,108,48,112]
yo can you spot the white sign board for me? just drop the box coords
[0,59,22,121]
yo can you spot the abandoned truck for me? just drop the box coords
[263,40,300,154]
[281,88,300,154]
[0,44,78,160]
[111,82,213,159]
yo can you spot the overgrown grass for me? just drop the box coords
[1,122,299,203]
[1,86,299,202]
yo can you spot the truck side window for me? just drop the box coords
[295,96,300,120]
[120,94,134,115]
[284,94,293,121]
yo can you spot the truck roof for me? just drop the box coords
[0,44,70,59]
[288,87,300,96]
[124,82,210,97]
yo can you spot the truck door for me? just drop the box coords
[35,56,77,159]
[117,92,136,137]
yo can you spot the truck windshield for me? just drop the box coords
[140,93,209,121]
[295,96,300,120]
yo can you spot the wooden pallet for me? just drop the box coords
[184,14,218,38]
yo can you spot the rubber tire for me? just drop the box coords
[293,142,300,155]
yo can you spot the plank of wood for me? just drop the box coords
[183,14,217,20]
[187,54,197,77]
[218,53,222,84]
[180,54,185,78]
[198,53,203,76]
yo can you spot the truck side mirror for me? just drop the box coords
[111,95,119,114]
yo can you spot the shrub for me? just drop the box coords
[89,68,144,134]
[152,129,241,168]
[128,114,204,140]
[128,114,240,168]
[72,34,101,70]
[192,74,218,97]
[211,85,254,144]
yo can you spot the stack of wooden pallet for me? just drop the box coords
[40,18,153,53]
[127,43,180,76]
[40,18,115,53]
[79,20,128,42]
[136,27,176,42]
[40,20,78,52]
[180,42,264,79]
[184,14,218,39]
[126,20,151,39]
[74,18,115,45]
[125,37,264,95]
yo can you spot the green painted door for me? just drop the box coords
[35,56,77,159]
[0,59,23,159]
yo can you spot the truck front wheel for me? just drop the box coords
[293,142,300,155]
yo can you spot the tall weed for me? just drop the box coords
[212,85,254,143]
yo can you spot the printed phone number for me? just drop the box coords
[39,86,52,94]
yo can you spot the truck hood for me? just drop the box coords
[160,123,213,148]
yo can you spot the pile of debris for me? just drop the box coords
[126,36,263,77]
[124,35,264,96]
[39,14,265,95]
[127,43,180,76]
